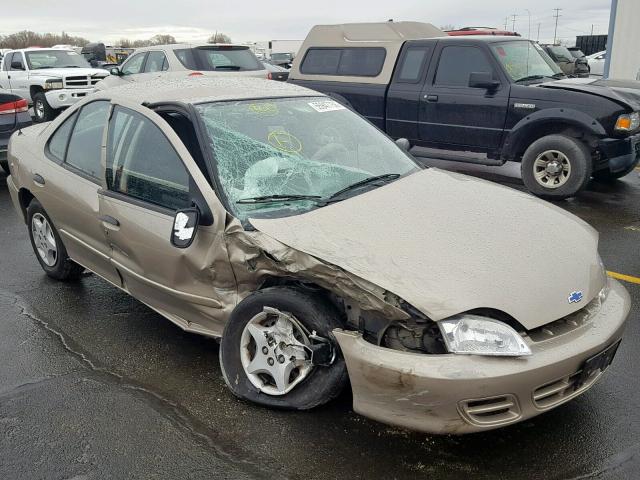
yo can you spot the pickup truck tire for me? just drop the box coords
[521,134,592,200]
[32,92,56,123]
[0,161,9,175]
[26,199,84,280]
[219,287,348,410]
[592,161,639,182]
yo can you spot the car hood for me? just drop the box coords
[539,77,640,110]
[29,68,108,79]
[250,169,606,330]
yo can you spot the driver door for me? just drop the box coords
[98,102,227,334]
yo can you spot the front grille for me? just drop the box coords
[533,368,601,409]
[459,394,521,426]
[64,75,105,88]
[527,294,602,342]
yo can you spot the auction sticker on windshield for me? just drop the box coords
[308,100,345,113]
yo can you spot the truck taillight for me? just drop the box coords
[0,98,28,114]
[267,72,273,80]
[189,72,204,77]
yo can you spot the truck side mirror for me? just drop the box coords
[171,208,200,248]
[110,66,122,76]
[11,61,24,71]
[468,72,500,90]
[395,138,411,151]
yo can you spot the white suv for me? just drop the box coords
[96,43,268,90]
[0,48,108,122]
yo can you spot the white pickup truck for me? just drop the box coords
[0,48,108,122]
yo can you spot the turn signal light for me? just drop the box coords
[0,98,28,115]
[615,112,640,132]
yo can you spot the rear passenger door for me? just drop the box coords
[98,103,224,331]
[419,43,509,151]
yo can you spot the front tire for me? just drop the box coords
[219,287,348,410]
[32,92,57,123]
[521,134,592,200]
[27,199,84,280]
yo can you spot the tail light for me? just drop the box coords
[267,72,273,80]
[0,98,28,115]
[189,72,204,77]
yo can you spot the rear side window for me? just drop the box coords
[65,101,110,179]
[173,47,262,71]
[47,112,77,161]
[300,48,386,76]
[106,107,190,211]
[434,46,495,87]
[397,47,430,82]
[144,51,168,72]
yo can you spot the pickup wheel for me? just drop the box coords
[0,161,9,175]
[27,199,84,280]
[521,134,592,200]
[33,92,57,122]
[219,287,348,410]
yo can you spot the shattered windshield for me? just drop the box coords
[195,97,419,222]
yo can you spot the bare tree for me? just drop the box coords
[439,24,456,31]
[0,30,90,49]
[207,32,232,44]
[150,34,177,46]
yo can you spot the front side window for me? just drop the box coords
[300,48,386,77]
[121,53,146,75]
[106,107,190,211]
[47,112,77,161]
[173,47,262,71]
[491,41,562,82]
[10,53,25,71]
[65,101,110,179]
[196,97,419,222]
[25,50,89,70]
[144,51,168,72]
[434,46,495,87]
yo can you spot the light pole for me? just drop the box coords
[524,9,532,39]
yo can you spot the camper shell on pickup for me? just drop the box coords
[289,22,640,199]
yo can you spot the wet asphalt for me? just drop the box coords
[1,162,639,480]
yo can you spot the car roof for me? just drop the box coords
[435,35,530,43]
[96,76,323,105]
[133,43,251,52]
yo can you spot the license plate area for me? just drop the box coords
[575,340,621,390]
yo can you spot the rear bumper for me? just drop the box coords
[334,278,630,434]
[597,133,640,173]
[45,88,94,109]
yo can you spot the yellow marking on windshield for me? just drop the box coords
[248,103,279,116]
[268,130,303,154]
[607,271,640,285]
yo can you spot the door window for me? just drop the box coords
[121,53,146,75]
[47,112,78,161]
[434,46,495,87]
[10,53,25,71]
[144,51,168,72]
[65,101,110,179]
[106,106,191,211]
[397,47,430,82]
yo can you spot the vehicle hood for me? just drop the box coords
[539,77,640,110]
[250,169,606,330]
[29,68,108,79]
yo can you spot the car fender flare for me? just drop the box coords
[502,108,607,160]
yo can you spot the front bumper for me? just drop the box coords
[45,88,94,110]
[597,133,640,173]
[334,278,630,434]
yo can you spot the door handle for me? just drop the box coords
[424,95,439,102]
[32,173,45,186]
[99,215,120,227]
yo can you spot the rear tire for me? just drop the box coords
[521,134,592,200]
[27,199,84,281]
[219,287,348,410]
[32,92,57,123]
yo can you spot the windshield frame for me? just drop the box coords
[489,40,563,82]
[191,95,421,226]
[25,49,91,70]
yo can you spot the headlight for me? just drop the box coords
[44,80,64,90]
[614,111,640,132]
[438,315,531,357]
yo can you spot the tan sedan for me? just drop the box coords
[5,77,630,434]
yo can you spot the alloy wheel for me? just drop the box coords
[31,213,57,266]
[533,149,572,189]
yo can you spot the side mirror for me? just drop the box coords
[11,61,24,71]
[395,138,411,151]
[468,71,500,90]
[110,66,122,76]
[171,208,200,248]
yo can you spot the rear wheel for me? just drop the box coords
[219,287,348,410]
[521,134,592,200]
[32,92,57,123]
[27,199,84,280]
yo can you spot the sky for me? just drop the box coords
[0,0,612,45]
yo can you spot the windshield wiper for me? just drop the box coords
[323,173,401,203]
[60,65,81,68]
[236,194,322,204]
[551,72,566,79]
[213,65,242,70]
[32,66,54,69]
[515,74,545,83]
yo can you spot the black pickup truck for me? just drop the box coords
[289,29,640,199]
